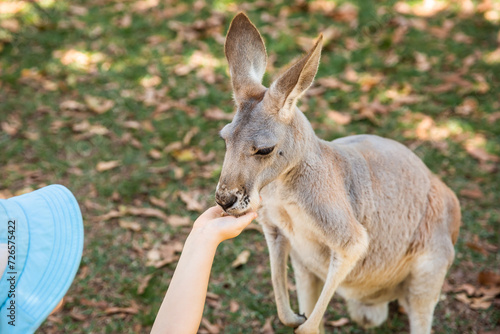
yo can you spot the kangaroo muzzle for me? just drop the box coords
[215,183,251,215]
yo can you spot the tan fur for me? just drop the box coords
[407,176,461,255]
[216,13,461,334]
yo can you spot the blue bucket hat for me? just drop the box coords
[0,185,84,333]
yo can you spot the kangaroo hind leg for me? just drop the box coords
[403,249,453,334]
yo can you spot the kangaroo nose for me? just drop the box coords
[215,194,237,211]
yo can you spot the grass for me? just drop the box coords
[1,0,499,333]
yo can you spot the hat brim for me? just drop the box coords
[1,185,84,333]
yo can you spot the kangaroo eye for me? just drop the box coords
[255,146,275,156]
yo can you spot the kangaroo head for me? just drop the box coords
[215,13,323,215]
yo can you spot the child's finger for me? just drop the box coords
[200,205,224,220]
[235,211,257,227]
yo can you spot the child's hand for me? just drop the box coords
[192,206,258,244]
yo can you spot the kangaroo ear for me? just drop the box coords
[268,35,323,118]
[225,13,267,104]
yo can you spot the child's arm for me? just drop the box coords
[150,206,257,334]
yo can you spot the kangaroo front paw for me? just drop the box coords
[280,312,307,328]
[294,322,320,334]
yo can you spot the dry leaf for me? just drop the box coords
[158,100,197,117]
[96,160,121,172]
[327,111,352,125]
[392,26,408,44]
[146,248,161,265]
[351,96,391,122]
[229,300,240,313]
[412,0,448,17]
[487,112,500,123]
[123,120,141,129]
[343,66,358,82]
[164,141,183,153]
[168,215,191,227]
[84,95,115,114]
[72,120,90,132]
[72,120,109,136]
[147,35,166,46]
[359,73,383,92]
[147,241,183,268]
[2,115,21,137]
[119,220,142,232]
[204,107,234,121]
[149,149,162,160]
[455,292,471,305]
[117,14,132,28]
[431,82,455,93]
[454,281,497,310]
[132,0,159,12]
[470,294,493,310]
[179,190,205,212]
[104,303,139,315]
[415,116,433,140]
[132,239,145,256]
[137,274,154,295]
[477,285,500,299]
[183,127,199,146]
[1,121,19,136]
[60,100,86,112]
[196,150,216,163]
[140,75,161,88]
[96,210,122,221]
[460,188,484,199]
[415,52,431,72]
[79,298,108,309]
[327,317,350,327]
[142,120,154,132]
[201,317,220,334]
[206,291,222,310]
[96,206,168,222]
[261,317,275,334]
[478,271,500,286]
[453,32,473,44]
[206,291,220,300]
[466,242,489,256]
[332,3,358,22]
[465,145,499,163]
[150,196,168,209]
[69,309,87,321]
[308,0,337,14]
[77,265,89,280]
[126,207,168,221]
[47,314,63,324]
[69,5,88,16]
[454,283,476,296]
[317,77,352,92]
[0,19,20,33]
[172,148,196,162]
[455,98,478,116]
[231,250,251,268]
[0,2,26,14]
[296,35,315,51]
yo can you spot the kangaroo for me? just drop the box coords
[215,13,461,334]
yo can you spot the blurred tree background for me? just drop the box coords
[0,0,499,332]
